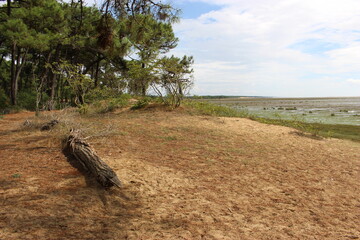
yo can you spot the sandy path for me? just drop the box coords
[0,110,359,239]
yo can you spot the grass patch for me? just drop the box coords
[79,95,132,115]
[183,100,250,118]
[311,123,360,142]
[249,117,360,142]
[159,136,178,141]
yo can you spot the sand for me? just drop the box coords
[0,109,359,239]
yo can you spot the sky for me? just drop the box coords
[85,0,360,97]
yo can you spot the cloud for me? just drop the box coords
[172,0,360,97]
[347,79,360,85]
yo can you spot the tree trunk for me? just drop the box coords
[48,72,57,110]
[10,46,28,105]
[0,53,4,66]
[6,0,11,16]
[35,52,52,114]
[0,51,7,92]
[141,62,146,96]
[94,59,100,88]
[10,43,17,105]
[62,129,122,188]
[49,46,61,110]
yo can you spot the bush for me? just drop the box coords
[95,96,131,114]
[78,104,89,114]
[131,97,151,110]
[0,89,10,110]
[87,87,124,101]
[79,94,132,115]
[17,90,37,111]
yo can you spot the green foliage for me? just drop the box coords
[78,94,131,115]
[52,61,92,106]
[160,136,178,141]
[126,14,178,55]
[131,97,151,110]
[12,173,21,178]
[126,60,155,95]
[17,90,37,111]
[87,87,124,101]
[78,104,89,114]
[95,96,131,113]
[255,117,360,141]
[153,55,194,108]
[0,89,10,110]
[124,13,179,96]
[184,100,250,118]
[0,0,187,110]
[289,115,320,136]
[1,0,66,50]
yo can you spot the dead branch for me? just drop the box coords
[62,129,121,188]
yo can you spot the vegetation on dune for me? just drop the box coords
[184,100,360,142]
[0,0,193,113]
[184,100,250,118]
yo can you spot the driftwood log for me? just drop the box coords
[62,129,121,188]
[41,120,59,131]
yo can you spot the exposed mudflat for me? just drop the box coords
[0,108,359,239]
[206,97,360,125]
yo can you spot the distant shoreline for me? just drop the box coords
[192,96,360,101]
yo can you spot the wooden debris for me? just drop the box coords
[40,120,59,131]
[23,120,32,127]
[62,129,121,188]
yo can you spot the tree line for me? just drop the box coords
[0,0,194,113]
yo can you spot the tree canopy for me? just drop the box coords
[0,0,193,112]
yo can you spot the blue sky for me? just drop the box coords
[84,0,360,97]
[173,1,222,19]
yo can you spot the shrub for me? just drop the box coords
[78,104,89,114]
[94,96,130,113]
[131,97,151,110]
[17,90,37,111]
[87,87,126,101]
[79,94,132,115]
[0,89,10,110]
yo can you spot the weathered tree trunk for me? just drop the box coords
[62,130,121,188]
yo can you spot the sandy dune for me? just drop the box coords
[0,109,359,239]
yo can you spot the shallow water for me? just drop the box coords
[207,97,360,126]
